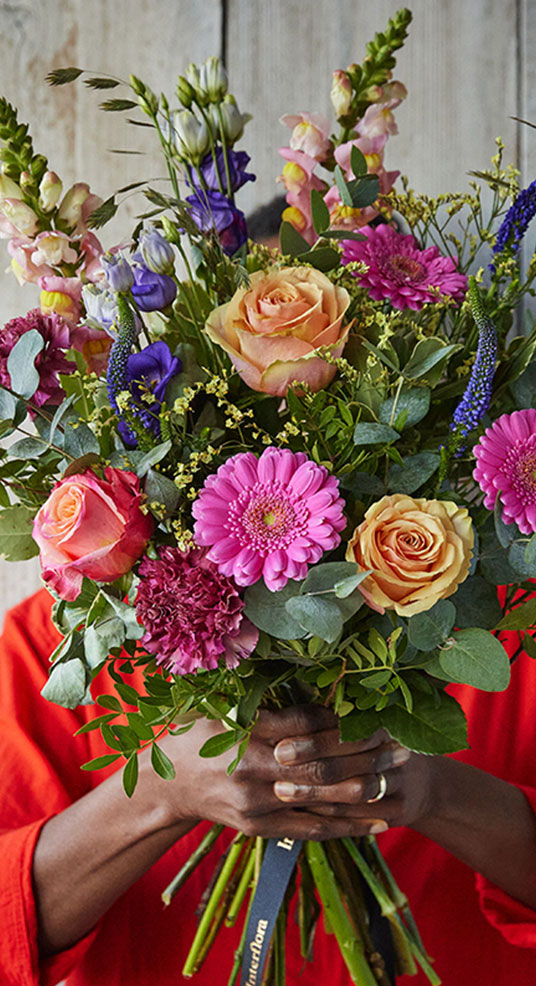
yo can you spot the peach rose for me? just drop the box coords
[33,468,154,601]
[346,493,474,617]
[205,267,350,396]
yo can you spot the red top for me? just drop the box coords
[1,589,536,986]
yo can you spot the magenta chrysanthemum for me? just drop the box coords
[192,446,346,591]
[473,409,536,534]
[135,546,258,675]
[341,224,468,311]
[0,308,74,407]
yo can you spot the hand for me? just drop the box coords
[271,720,436,832]
[158,706,407,839]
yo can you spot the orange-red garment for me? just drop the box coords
[1,590,536,986]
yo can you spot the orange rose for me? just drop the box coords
[346,493,474,617]
[204,266,350,396]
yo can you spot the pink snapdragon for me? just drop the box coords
[192,447,346,591]
[280,111,332,162]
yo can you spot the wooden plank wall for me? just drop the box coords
[0,0,533,624]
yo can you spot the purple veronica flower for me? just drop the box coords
[185,188,248,255]
[119,340,181,446]
[192,149,255,195]
[130,261,177,311]
[490,179,536,271]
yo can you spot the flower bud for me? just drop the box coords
[39,171,63,212]
[30,154,48,180]
[139,226,175,274]
[57,182,91,227]
[102,252,135,294]
[200,56,228,103]
[186,62,209,105]
[161,215,181,245]
[0,174,23,200]
[330,70,353,118]
[360,84,384,103]
[173,110,210,162]
[176,75,195,108]
[219,96,250,144]
[0,198,39,236]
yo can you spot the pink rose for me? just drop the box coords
[33,468,154,601]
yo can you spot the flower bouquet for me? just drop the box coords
[1,6,536,984]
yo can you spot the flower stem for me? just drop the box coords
[304,841,378,986]
[225,839,256,926]
[182,832,247,978]
[161,823,224,905]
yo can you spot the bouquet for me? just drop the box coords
[1,7,536,984]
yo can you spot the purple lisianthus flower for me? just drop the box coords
[119,340,181,446]
[139,226,175,274]
[82,283,119,334]
[191,149,255,195]
[130,261,177,312]
[186,188,248,255]
[101,253,135,294]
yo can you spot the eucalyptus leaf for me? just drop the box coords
[285,595,343,643]
[310,188,330,233]
[403,340,458,380]
[244,579,306,639]
[353,422,399,445]
[7,436,48,459]
[451,575,502,629]
[279,220,311,257]
[408,600,456,651]
[7,329,44,399]
[41,658,89,709]
[525,534,536,569]
[388,452,440,494]
[348,174,380,208]
[379,388,431,429]
[301,561,362,595]
[136,439,172,477]
[63,422,100,458]
[350,145,367,177]
[144,468,180,514]
[0,505,39,561]
[334,165,353,207]
[0,388,17,420]
[438,628,511,690]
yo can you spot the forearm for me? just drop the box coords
[33,752,197,957]
[413,756,536,909]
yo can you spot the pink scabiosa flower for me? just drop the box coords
[135,546,259,675]
[341,225,468,310]
[0,308,74,407]
[192,447,346,591]
[473,409,536,534]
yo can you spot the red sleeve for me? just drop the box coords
[0,591,98,986]
[475,783,536,948]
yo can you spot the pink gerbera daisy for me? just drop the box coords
[341,224,468,311]
[473,409,536,534]
[192,447,346,591]
[135,546,258,675]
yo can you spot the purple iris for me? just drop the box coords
[119,340,181,446]
[192,149,255,195]
[130,261,177,312]
[185,188,248,256]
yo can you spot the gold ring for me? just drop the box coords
[367,772,387,803]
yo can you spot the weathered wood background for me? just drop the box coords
[0,0,534,622]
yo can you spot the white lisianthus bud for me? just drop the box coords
[201,56,228,103]
[39,171,63,212]
[186,62,209,105]
[219,96,250,144]
[173,110,210,163]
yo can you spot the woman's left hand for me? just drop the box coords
[272,719,435,831]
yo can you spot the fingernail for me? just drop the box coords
[392,746,411,766]
[369,820,388,834]
[274,781,296,801]
[274,741,296,764]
